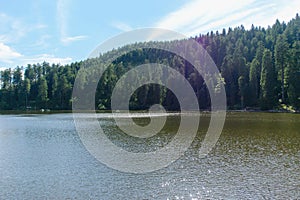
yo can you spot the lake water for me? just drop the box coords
[0,112,299,199]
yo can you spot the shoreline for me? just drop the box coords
[0,109,299,115]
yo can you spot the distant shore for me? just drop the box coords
[0,109,299,115]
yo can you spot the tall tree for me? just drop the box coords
[249,58,260,105]
[238,75,246,108]
[1,68,12,89]
[287,41,300,108]
[23,78,31,108]
[13,67,23,108]
[37,77,48,108]
[260,49,276,110]
[274,34,289,103]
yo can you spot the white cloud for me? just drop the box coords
[22,54,72,65]
[0,43,23,63]
[0,43,72,68]
[111,21,133,32]
[155,0,300,36]
[56,0,87,45]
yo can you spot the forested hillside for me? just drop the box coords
[0,14,299,111]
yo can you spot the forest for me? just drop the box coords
[0,14,299,111]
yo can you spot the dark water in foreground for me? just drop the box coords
[0,112,299,199]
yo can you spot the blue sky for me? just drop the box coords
[0,0,299,69]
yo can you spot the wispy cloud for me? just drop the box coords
[56,0,87,45]
[155,0,300,36]
[111,21,133,32]
[0,12,47,44]
[61,35,87,44]
[32,34,52,48]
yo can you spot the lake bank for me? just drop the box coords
[1,108,299,115]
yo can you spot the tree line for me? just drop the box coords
[0,14,299,111]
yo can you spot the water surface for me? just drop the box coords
[0,112,299,199]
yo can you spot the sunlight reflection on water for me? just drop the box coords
[0,113,299,199]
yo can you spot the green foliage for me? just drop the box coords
[0,14,300,111]
[286,41,300,108]
[249,58,260,106]
[274,34,289,102]
[260,49,277,110]
[238,75,246,108]
[37,77,48,108]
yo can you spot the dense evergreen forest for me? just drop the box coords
[0,14,299,111]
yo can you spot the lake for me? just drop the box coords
[0,112,299,199]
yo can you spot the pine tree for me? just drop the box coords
[238,75,246,108]
[287,41,300,109]
[260,49,276,110]
[23,78,31,108]
[274,34,289,103]
[37,77,48,108]
[249,58,260,105]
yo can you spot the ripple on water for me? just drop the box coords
[0,112,299,199]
